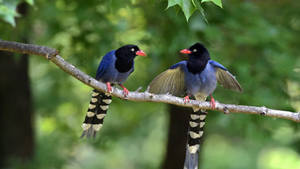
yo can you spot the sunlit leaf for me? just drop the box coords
[25,0,34,5]
[181,0,197,21]
[0,0,21,27]
[167,0,180,8]
[202,0,223,8]
[167,0,196,21]
[192,0,208,23]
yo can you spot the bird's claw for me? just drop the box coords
[119,84,129,97]
[107,87,112,93]
[210,96,216,109]
[123,88,129,97]
[184,96,190,104]
[106,82,112,93]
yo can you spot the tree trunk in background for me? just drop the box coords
[0,3,33,167]
[0,53,34,167]
[161,105,192,169]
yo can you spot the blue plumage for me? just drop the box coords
[96,50,134,84]
[157,44,242,99]
[209,60,227,71]
[149,42,242,169]
[169,60,223,98]
[81,44,146,138]
[96,50,115,80]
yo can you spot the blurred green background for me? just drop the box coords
[0,0,300,169]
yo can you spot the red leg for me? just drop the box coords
[210,94,216,109]
[183,95,190,104]
[106,82,112,93]
[119,84,129,97]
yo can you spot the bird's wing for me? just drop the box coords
[209,60,243,92]
[96,50,115,80]
[148,61,186,96]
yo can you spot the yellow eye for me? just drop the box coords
[193,49,197,52]
[131,48,135,52]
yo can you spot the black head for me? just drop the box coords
[114,44,146,73]
[180,42,210,74]
[115,44,146,60]
[180,42,210,59]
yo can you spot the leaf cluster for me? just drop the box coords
[167,0,222,21]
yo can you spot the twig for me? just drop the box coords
[0,39,299,122]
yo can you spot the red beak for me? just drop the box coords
[136,50,147,56]
[180,49,192,54]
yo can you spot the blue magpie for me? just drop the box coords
[148,42,242,169]
[81,44,146,138]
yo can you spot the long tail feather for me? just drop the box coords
[184,109,206,169]
[81,90,112,138]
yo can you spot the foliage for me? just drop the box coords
[0,0,33,26]
[167,0,222,21]
[0,0,220,26]
[1,0,300,169]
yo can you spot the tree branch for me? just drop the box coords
[0,39,299,122]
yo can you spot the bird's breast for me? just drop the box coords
[115,71,133,83]
[99,64,133,84]
[185,63,217,97]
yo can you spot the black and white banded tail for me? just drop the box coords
[184,110,206,169]
[81,89,112,138]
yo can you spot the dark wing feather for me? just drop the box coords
[96,50,115,80]
[148,66,185,96]
[209,60,242,92]
[216,68,242,92]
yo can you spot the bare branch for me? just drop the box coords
[0,39,299,122]
[0,39,58,59]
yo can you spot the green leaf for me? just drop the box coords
[167,0,180,8]
[181,0,196,21]
[0,0,21,27]
[167,0,196,21]
[25,0,34,5]
[202,0,222,8]
[192,0,208,23]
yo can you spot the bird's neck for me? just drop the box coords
[115,57,134,73]
[187,56,210,74]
